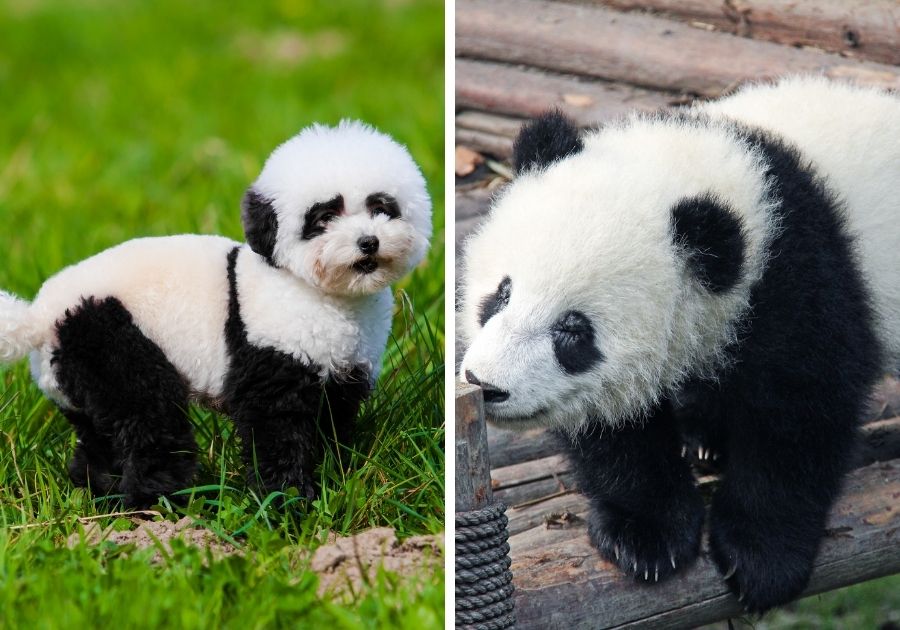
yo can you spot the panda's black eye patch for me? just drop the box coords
[366,193,401,219]
[551,310,603,374]
[302,194,344,240]
[478,276,511,327]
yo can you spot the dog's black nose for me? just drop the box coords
[358,235,379,255]
[464,370,510,403]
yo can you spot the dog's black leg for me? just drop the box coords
[61,408,120,495]
[53,297,197,508]
[557,400,705,583]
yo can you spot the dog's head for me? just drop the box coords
[241,120,432,295]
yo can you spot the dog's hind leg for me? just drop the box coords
[53,297,197,507]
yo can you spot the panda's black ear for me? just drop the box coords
[512,111,583,175]
[241,187,278,264]
[671,194,746,293]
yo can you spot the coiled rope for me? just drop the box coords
[456,502,516,629]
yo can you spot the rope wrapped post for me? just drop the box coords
[456,382,515,629]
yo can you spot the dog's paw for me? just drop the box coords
[588,496,704,583]
[709,500,816,613]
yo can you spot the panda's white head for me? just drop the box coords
[241,120,432,296]
[459,112,777,434]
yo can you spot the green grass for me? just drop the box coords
[0,0,444,627]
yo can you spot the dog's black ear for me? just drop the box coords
[512,111,583,175]
[241,188,278,264]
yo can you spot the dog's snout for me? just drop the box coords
[357,235,379,255]
[464,370,510,403]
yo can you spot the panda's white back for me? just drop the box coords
[701,77,900,365]
[30,235,237,402]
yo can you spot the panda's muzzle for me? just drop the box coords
[464,370,510,403]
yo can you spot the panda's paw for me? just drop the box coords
[709,505,815,614]
[588,499,704,584]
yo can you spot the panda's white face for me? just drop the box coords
[459,114,776,433]
[242,120,432,296]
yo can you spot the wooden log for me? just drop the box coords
[494,416,900,525]
[587,0,900,66]
[456,383,494,511]
[457,59,674,127]
[455,126,515,160]
[457,0,900,96]
[509,458,900,629]
[457,110,525,139]
[486,424,560,468]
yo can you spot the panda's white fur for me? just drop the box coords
[459,77,900,435]
[0,120,430,410]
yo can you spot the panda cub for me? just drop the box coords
[459,77,900,612]
[0,120,431,508]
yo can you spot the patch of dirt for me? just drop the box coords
[310,527,443,597]
[66,516,239,562]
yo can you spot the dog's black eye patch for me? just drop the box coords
[551,310,603,374]
[301,195,344,240]
[366,193,400,219]
[478,276,511,327]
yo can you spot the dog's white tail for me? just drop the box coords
[0,290,40,362]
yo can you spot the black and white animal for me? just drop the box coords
[0,120,431,508]
[459,77,900,612]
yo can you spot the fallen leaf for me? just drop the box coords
[563,93,594,107]
[455,145,484,177]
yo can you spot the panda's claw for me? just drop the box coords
[723,564,737,580]
[614,544,620,561]
[670,553,677,570]
[681,445,687,458]
[644,568,648,581]
[654,566,659,582]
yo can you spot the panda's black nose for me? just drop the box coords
[357,235,379,255]
[464,370,510,403]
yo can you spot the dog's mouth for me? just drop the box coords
[352,257,379,274]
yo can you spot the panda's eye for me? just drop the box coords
[372,204,400,219]
[317,212,337,226]
[478,276,511,327]
[551,310,603,374]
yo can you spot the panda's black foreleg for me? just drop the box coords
[708,397,859,614]
[54,296,198,508]
[558,400,705,583]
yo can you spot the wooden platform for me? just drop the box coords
[455,1,900,627]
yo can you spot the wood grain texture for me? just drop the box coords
[509,459,900,629]
[456,383,494,511]
[457,59,674,126]
[457,0,900,96]
[589,0,900,65]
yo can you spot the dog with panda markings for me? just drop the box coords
[0,120,431,508]
[459,77,899,612]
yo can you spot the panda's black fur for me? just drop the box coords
[544,116,882,612]
[458,81,898,614]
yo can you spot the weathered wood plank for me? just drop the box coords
[586,0,900,66]
[455,126,514,160]
[456,382,494,511]
[457,110,525,139]
[456,59,674,126]
[486,376,900,469]
[493,416,900,521]
[486,424,559,468]
[510,459,900,629]
[457,0,900,96]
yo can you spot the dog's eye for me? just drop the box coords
[366,193,400,220]
[372,205,400,219]
[316,212,337,226]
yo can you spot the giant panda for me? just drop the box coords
[0,120,432,508]
[458,77,900,613]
